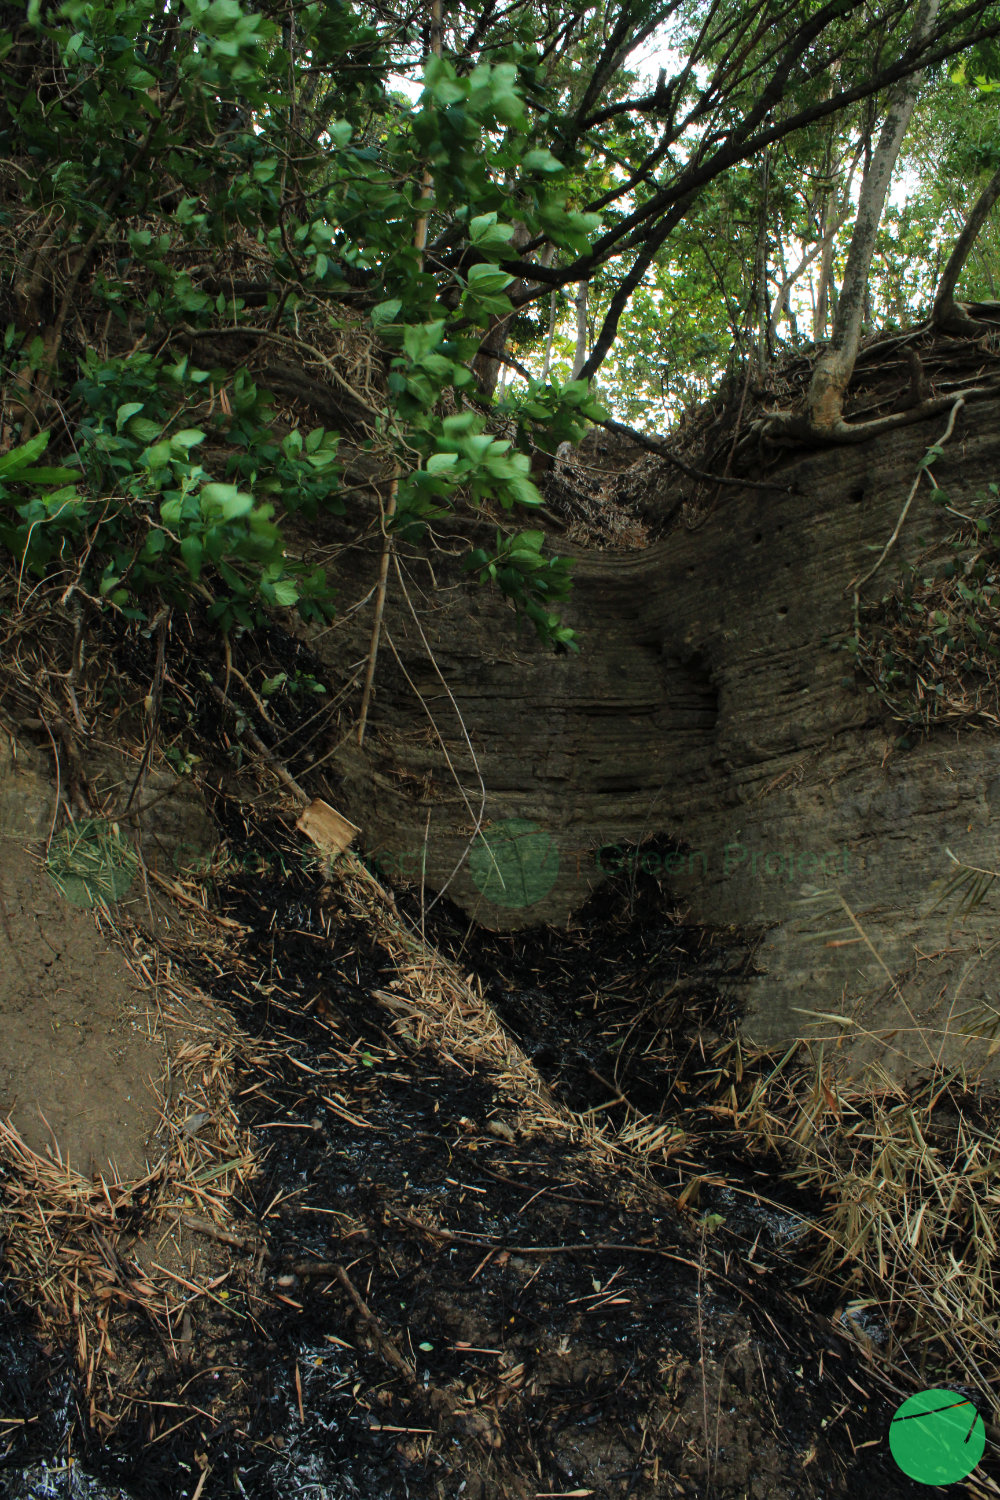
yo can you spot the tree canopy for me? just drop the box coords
[3,0,1000,647]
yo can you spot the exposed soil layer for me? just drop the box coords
[0,841,161,1180]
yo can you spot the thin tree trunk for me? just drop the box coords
[859,110,875,335]
[812,141,863,343]
[753,150,771,371]
[813,239,831,342]
[540,289,558,382]
[811,74,840,343]
[932,162,1000,335]
[769,237,821,344]
[813,147,835,341]
[806,0,939,432]
[357,0,442,748]
[539,244,558,382]
[571,281,589,379]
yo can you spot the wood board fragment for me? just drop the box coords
[296,798,360,858]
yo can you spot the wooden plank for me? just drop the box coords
[295,799,360,858]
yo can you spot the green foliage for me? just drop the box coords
[5,0,982,646]
[500,377,607,452]
[0,345,334,629]
[0,0,611,647]
[44,817,137,909]
[260,668,327,698]
[463,528,578,649]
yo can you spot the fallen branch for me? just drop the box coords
[206,679,310,804]
[333,1264,416,1382]
[392,1212,705,1272]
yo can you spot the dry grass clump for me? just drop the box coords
[333,850,628,1166]
[696,1025,1000,1443]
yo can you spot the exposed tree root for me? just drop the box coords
[931,300,1000,340]
[757,380,1000,446]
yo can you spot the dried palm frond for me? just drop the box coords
[926,848,1000,926]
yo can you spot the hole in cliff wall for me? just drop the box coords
[653,644,719,748]
[394,836,756,1123]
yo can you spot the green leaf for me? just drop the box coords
[271,578,299,607]
[201,483,254,520]
[180,534,203,579]
[466,263,514,293]
[403,320,446,360]
[426,452,459,474]
[522,148,564,173]
[141,441,174,470]
[171,428,206,453]
[115,402,145,431]
[424,54,465,105]
[371,294,401,327]
[441,413,480,438]
[14,466,81,485]
[470,213,515,252]
[0,431,49,477]
[506,475,542,507]
[142,530,168,559]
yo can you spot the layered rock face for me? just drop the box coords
[315,400,1000,1084]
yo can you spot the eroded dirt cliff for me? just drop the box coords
[310,390,1000,1086]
